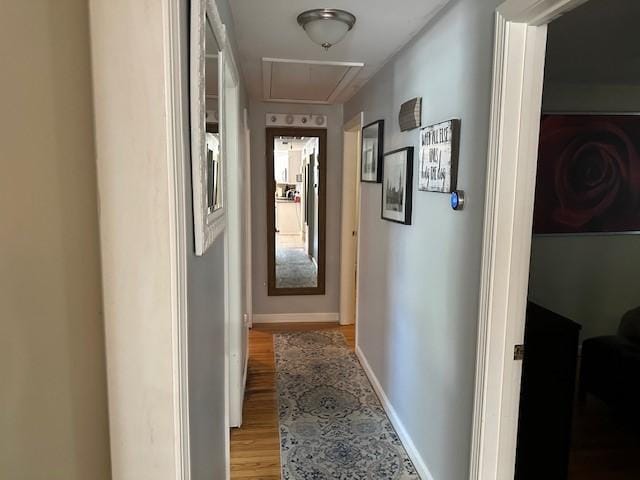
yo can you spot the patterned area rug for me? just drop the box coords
[276,247,318,288]
[275,330,420,479]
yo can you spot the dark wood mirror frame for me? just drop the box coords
[266,127,327,296]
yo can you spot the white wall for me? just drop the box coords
[1,2,111,478]
[250,100,343,315]
[343,1,500,478]
[528,82,640,340]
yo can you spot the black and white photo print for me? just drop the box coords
[361,120,384,183]
[381,147,413,224]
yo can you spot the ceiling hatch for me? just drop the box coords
[262,57,364,104]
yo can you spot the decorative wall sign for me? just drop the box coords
[533,114,640,234]
[266,113,327,128]
[361,120,384,183]
[381,147,413,225]
[399,97,422,132]
[419,119,460,193]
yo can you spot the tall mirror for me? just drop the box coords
[266,128,327,295]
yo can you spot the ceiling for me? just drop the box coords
[228,0,450,104]
[545,0,640,85]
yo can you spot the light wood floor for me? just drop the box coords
[230,322,355,479]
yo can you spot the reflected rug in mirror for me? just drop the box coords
[274,330,420,479]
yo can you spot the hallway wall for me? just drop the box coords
[343,0,501,478]
[183,0,251,478]
[1,1,111,478]
[249,101,343,316]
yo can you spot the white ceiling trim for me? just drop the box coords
[262,57,364,105]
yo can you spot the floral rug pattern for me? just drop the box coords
[274,330,420,479]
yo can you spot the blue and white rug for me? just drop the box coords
[275,330,420,479]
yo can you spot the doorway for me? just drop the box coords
[470,0,588,478]
[340,113,363,327]
[471,0,640,479]
[513,1,640,478]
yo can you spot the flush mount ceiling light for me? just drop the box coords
[297,9,356,51]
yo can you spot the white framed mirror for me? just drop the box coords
[190,0,227,255]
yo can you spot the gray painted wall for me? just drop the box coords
[183,0,249,477]
[343,1,500,478]
[529,235,639,340]
[528,81,640,340]
[250,100,343,315]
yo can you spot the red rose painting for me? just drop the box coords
[533,115,640,234]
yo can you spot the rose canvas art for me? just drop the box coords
[533,115,640,234]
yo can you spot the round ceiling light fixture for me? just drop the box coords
[297,9,356,51]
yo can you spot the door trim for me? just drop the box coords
[163,0,190,477]
[220,19,244,431]
[340,113,363,327]
[470,1,589,479]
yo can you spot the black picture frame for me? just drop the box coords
[381,146,413,225]
[361,119,384,183]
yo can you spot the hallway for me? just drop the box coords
[230,323,355,479]
[8,0,626,478]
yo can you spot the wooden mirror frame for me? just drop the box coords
[266,127,327,296]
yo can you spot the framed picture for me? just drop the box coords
[381,147,414,225]
[361,120,384,183]
[418,119,460,193]
[533,114,640,234]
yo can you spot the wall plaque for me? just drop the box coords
[399,97,422,131]
[418,119,461,193]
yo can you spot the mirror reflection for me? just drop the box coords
[205,17,222,213]
[273,135,320,289]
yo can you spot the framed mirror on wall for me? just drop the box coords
[266,128,327,296]
[190,0,226,256]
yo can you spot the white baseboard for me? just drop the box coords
[356,346,435,480]
[252,312,340,324]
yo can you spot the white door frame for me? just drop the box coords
[221,28,245,431]
[339,113,363,327]
[243,108,253,331]
[163,0,191,478]
[470,1,589,479]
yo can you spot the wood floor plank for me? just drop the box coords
[230,322,355,479]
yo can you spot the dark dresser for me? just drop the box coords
[515,302,582,480]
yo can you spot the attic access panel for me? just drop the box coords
[262,57,363,105]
